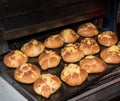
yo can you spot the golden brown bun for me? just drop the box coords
[38,50,61,70]
[79,38,100,55]
[100,45,120,64]
[44,34,64,48]
[21,39,45,57]
[60,28,79,43]
[3,50,28,68]
[61,63,88,86]
[77,22,98,37]
[14,63,41,84]
[61,44,84,62]
[79,55,106,73]
[98,31,118,46]
[33,73,61,98]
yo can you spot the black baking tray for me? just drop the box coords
[0,21,120,101]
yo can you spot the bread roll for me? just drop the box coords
[61,44,84,62]
[14,63,41,84]
[21,39,45,57]
[79,38,100,55]
[44,34,64,48]
[33,73,61,98]
[98,31,118,46]
[79,55,106,73]
[38,50,61,70]
[3,50,28,68]
[77,22,98,37]
[60,28,79,43]
[100,45,120,64]
[61,63,88,86]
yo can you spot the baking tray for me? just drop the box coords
[0,22,120,101]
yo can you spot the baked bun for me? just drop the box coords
[21,39,45,57]
[77,22,98,37]
[33,73,61,98]
[61,44,84,62]
[100,45,120,64]
[79,38,100,55]
[38,50,61,70]
[14,63,41,84]
[79,55,106,73]
[60,28,79,43]
[3,50,28,68]
[61,63,88,86]
[98,31,118,46]
[44,34,64,48]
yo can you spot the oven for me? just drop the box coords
[0,0,120,101]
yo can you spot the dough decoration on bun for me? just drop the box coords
[77,22,98,37]
[60,28,79,43]
[33,73,61,98]
[98,31,118,46]
[3,50,28,68]
[14,63,41,84]
[44,34,64,49]
[79,55,106,73]
[61,44,84,62]
[100,45,120,64]
[38,50,61,70]
[21,39,45,57]
[79,38,100,55]
[61,63,88,86]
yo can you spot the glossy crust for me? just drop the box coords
[79,55,106,73]
[44,34,64,48]
[14,63,41,84]
[3,50,28,68]
[100,45,120,64]
[79,38,100,55]
[33,73,61,98]
[98,31,118,46]
[38,50,61,70]
[60,28,79,43]
[61,44,84,62]
[21,39,45,57]
[77,22,98,37]
[61,64,88,86]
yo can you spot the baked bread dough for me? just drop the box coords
[79,55,106,73]
[61,44,84,62]
[14,63,41,84]
[38,50,61,70]
[21,39,45,57]
[3,50,28,68]
[33,73,61,98]
[98,31,118,46]
[77,22,98,37]
[100,45,120,64]
[44,34,64,48]
[60,28,79,43]
[61,63,88,86]
[79,38,100,55]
